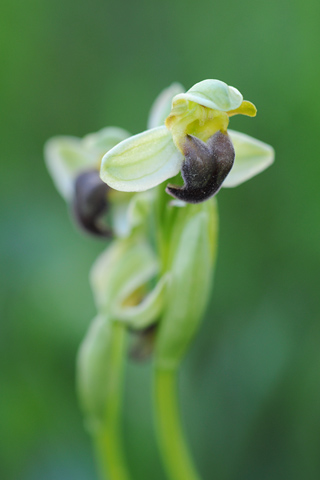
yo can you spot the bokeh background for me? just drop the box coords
[1,0,320,478]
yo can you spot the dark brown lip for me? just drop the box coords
[72,169,112,238]
[166,131,235,204]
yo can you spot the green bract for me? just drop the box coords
[100,79,274,198]
[77,314,115,431]
[155,198,218,369]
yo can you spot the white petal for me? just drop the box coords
[100,126,183,192]
[173,79,243,112]
[44,136,96,200]
[223,130,275,188]
[147,83,185,129]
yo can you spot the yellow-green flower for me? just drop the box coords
[45,127,130,201]
[100,79,274,203]
[44,127,131,236]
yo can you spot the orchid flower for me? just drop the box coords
[100,79,274,203]
[45,127,130,201]
[44,127,131,236]
[44,124,155,238]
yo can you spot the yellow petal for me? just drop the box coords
[227,100,257,117]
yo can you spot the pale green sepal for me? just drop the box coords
[100,126,184,192]
[115,274,169,330]
[82,127,130,155]
[155,200,218,370]
[148,83,185,129]
[90,239,159,313]
[223,130,275,188]
[173,79,243,112]
[44,136,95,200]
[77,316,126,432]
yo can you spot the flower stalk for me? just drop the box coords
[93,321,130,480]
[154,368,201,480]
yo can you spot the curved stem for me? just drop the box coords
[94,322,131,480]
[154,367,202,480]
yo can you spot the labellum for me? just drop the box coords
[73,170,112,237]
[166,131,235,203]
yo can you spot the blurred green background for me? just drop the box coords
[1,0,320,478]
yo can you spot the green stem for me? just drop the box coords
[154,367,201,480]
[94,322,131,480]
